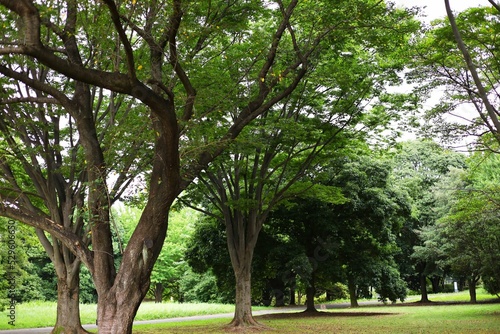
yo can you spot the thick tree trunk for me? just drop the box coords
[347,279,359,308]
[304,273,317,312]
[228,266,262,328]
[419,273,430,303]
[305,285,317,312]
[96,280,149,334]
[52,273,89,334]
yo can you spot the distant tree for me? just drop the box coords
[435,151,500,301]
[390,140,466,302]
[331,155,410,307]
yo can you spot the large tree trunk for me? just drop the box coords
[96,271,151,333]
[52,271,89,334]
[305,286,317,312]
[229,265,261,328]
[347,278,359,308]
[419,273,430,303]
[304,273,317,312]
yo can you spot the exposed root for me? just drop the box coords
[224,317,272,332]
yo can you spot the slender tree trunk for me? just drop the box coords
[347,278,359,308]
[468,276,478,303]
[419,273,430,303]
[274,280,285,307]
[52,272,89,334]
[154,283,164,303]
[290,285,296,305]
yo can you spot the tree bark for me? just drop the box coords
[431,276,441,293]
[228,265,262,328]
[305,285,317,312]
[419,273,430,303]
[304,273,317,312]
[154,283,164,303]
[347,278,359,308]
[96,277,150,334]
[52,273,89,334]
[468,276,478,303]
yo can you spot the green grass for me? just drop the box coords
[0,290,498,331]
[131,303,500,333]
[0,301,259,330]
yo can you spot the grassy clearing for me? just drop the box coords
[132,303,500,333]
[0,301,261,330]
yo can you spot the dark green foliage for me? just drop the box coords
[179,269,225,304]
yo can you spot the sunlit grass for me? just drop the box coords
[132,303,500,333]
[0,290,498,330]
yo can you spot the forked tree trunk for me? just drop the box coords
[52,271,89,334]
[468,276,478,303]
[96,281,149,333]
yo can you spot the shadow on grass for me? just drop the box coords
[394,299,500,307]
[255,310,395,320]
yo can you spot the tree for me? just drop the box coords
[390,140,466,302]
[0,1,351,332]
[434,151,500,301]
[330,155,410,307]
[0,60,149,332]
[409,2,500,150]
[179,2,419,326]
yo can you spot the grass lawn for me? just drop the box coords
[0,289,498,332]
[131,303,500,333]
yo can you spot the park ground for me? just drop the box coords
[1,290,499,333]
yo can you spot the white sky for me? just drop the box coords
[392,0,486,22]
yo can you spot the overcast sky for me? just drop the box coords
[392,0,486,22]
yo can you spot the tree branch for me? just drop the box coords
[445,0,500,141]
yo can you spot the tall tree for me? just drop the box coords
[391,140,466,302]
[432,151,500,302]
[0,64,148,332]
[179,2,419,327]
[331,155,410,307]
[0,1,353,332]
